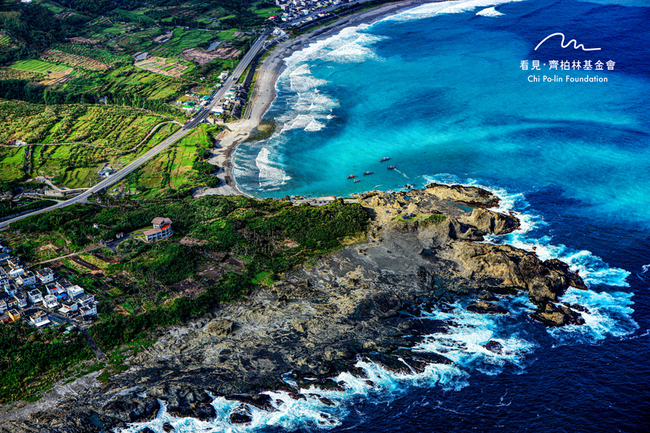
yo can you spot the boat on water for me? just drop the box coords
[347,174,356,179]
[363,171,373,175]
[380,157,390,162]
[387,165,396,170]
[354,179,360,183]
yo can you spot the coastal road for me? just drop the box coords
[0,32,270,230]
[183,32,270,129]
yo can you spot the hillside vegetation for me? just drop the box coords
[0,195,369,402]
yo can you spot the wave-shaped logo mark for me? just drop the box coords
[534,33,601,51]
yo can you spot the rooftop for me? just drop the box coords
[143,227,162,236]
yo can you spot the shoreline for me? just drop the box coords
[195,0,446,199]
[0,184,594,431]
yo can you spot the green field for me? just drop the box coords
[39,1,65,14]
[10,60,70,74]
[216,31,240,41]
[0,147,25,182]
[252,6,281,18]
[150,27,216,56]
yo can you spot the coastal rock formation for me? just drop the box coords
[0,184,589,432]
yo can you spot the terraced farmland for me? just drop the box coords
[42,50,110,71]
[0,100,179,188]
[126,125,220,197]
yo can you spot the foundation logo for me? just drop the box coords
[534,33,601,52]
[522,32,613,84]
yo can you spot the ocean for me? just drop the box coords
[126,0,650,431]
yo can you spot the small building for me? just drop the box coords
[144,217,173,242]
[37,268,55,284]
[66,285,85,300]
[13,291,27,309]
[43,294,59,309]
[80,304,97,320]
[6,298,18,311]
[5,281,19,296]
[55,279,73,291]
[8,268,24,278]
[78,294,95,306]
[7,258,22,270]
[59,301,78,317]
[16,270,36,287]
[29,312,50,328]
[28,289,43,305]
[0,267,9,288]
[46,283,67,301]
[0,300,6,314]
[134,51,149,61]
[8,309,20,322]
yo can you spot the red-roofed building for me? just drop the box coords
[144,217,173,242]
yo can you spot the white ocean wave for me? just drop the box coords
[476,6,505,16]
[120,300,535,433]
[382,0,526,22]
[422,174,638,343]
[282,24,386,69]
[321,33,387,64]
[418,297,536,376]
[275,53,341,134]
[549,287,639,343]
[422,174,631,289]
[256,147,290,188]
[304,118,326,131]
[288,64,328,92]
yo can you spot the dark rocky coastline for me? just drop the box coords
[0,184,589,432]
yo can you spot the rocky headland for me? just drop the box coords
[0,184,589,432]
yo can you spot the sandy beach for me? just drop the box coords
[196,0,445,198]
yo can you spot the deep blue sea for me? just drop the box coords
[126,0,650,431]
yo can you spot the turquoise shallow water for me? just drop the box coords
[233,0,650,226]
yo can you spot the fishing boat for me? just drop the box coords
[380,157,390,162]
[347,174,356,179]
[363,171,373,175]
[354,179,360,183]
[387,165,396,170]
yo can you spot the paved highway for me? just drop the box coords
[0,32,270,229]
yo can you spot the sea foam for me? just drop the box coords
[255,147,290,189]
[120,300,533,433]
[422,174,638,343]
